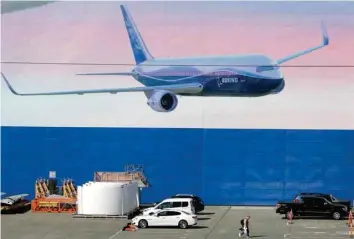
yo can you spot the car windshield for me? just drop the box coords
[294,195,303,203]
[330,195,338,202]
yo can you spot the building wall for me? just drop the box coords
[2,126,353,205]
[1,1,354,205]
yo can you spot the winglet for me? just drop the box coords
[1,72,21,95]
[276,21,330,65]
[321,21,329,46]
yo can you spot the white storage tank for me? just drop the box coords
[77,181,139,215]
[77,185,83,214]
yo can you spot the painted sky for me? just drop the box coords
[1,1,354,129]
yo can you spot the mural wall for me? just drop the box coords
[1,1,354,204]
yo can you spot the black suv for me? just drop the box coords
[276,193,349,220]
[170,194,205,213]
[298,193,352,209]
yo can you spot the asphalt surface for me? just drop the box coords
[1,206,352,239]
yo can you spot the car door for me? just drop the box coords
[171,201,182,210]
[145,214,158,226]
[299,197,314,216]
[182,201,193,214]
[154,211,168,226]
[312,197,330,216]
[166,211,182,226]
[158,211,182,226]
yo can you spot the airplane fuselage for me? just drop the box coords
[133,54,285,97]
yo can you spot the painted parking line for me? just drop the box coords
[293,222,343,229]
[288,237,349,239]
[153,236,188,239]
[107,230,122,239]
[284,232,351,239]
[136,231,184,234]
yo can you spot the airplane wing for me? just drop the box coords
[1,73,203,96]
[0,194,29,205]
[277,21,329,65]
[76,72,134,76]
[1,198,15,205]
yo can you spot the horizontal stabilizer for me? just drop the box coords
[76,72,133,76]
[1,72,203,96]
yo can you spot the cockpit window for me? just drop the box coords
[256,65,279,72]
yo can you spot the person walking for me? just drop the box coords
[238,215,251,238]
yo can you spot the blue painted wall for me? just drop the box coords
[1,126,354,205]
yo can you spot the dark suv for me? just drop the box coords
[298,193,352,210]
[276,193,349,220]
[170,194,205,213]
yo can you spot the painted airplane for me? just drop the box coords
[2,5,329,112]
[1,192,29,206]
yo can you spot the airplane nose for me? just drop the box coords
[272,79,285,94]
[278,79,285,91]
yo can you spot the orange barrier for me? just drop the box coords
[123,223,138,232]
[31,197,76,213]
[349,211,353,237]
[288,209,294,224]
[63,179,77,198]
[35,178,49,198]
[284,209,294,238]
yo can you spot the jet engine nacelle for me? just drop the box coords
[147,90,178,112]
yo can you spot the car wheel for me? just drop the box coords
[332,211,341,220]
[138,219,148,228]
[179,220,188,229]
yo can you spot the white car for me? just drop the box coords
[132,209,198,229]
[142,197,195,215]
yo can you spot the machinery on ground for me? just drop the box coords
[1,192,31,214]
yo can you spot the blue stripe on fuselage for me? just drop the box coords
[132,67,284,97]
[135,66,281,84]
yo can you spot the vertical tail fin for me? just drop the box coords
[120,5,154,64]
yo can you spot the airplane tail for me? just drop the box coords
[120,5,154,64]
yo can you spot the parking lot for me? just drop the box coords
[1,206,352,239]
